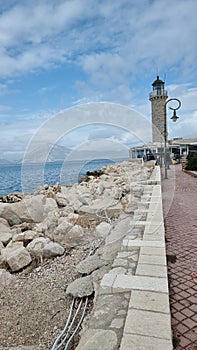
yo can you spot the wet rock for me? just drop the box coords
[66,275,94,297]
[76,255,108,275]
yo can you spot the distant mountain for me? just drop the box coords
[22,143,71,163]
[0,159,12,164]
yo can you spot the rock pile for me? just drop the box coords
[0,160,152,274]
[0,160,154,349]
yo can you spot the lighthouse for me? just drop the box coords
[149,76,168,143]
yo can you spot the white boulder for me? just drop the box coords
[6,246,32,272]
[0,195,58,225]
[0,269,16,292]
[0,221,12,245]
[26,237,64,258]
[12,230,41,243]
[43,241,65,257]
[96,222,111,238]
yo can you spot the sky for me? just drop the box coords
[0,0,197,161]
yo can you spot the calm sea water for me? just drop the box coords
[0,159,126,197]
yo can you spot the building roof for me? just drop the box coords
[170,138,197,145]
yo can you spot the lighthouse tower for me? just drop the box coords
[149,76,168,143]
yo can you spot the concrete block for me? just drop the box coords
[124,309,172,340]
[112,275,168,293]
[138,254,166,266]
[129,290,170,313]
[124,240,165,248]
[136,264,167,278]
[119,334,173,350]
[100,273,116,294]
[140,247,166,255]
[143,234,164,241]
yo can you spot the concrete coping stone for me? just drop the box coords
[123,239,165,248]
[119,334,173,350]
[100,274,168,294]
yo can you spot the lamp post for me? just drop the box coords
[164,98,181,179]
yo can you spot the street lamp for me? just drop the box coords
[164,98,181,179]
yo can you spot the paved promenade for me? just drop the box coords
[162,164,197,350]
[76,165,173,350]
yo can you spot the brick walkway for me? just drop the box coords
[162,164,197,350]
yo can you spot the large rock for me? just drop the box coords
[61,187,82,211]
[0,268,16,292]
[6,246,32,272]
[55,193,68,207]
[12,230,42,243]
[0,203,21,225]
[55,223,85,246]
[35,212,59,235]
[76,255,108,275]
[0,217,10,226]
[0,241,4,252]
[96,221,111,238]
[43,241,65,257]
[0,195,58,225]
[0,221,12,245]
[55,217,73,234]
[64,225,85,246]
[1,241,23,261]
[26,237,64,258]
[66,275,94,297]
[26,237,50,257]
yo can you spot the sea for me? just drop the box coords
[0,158,127,197]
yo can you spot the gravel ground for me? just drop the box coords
[0,241,95,350]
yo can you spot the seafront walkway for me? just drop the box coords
[162,164,197,350]
[1,163,196,349]
[75,164,174,350]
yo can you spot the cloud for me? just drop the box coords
[0,83,8,95]
[0,0,196,160]
[0,0,196,82]
[0,105,12,112]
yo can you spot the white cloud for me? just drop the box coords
[0,0,196,81]
[0,0,196,159]
[0,105,12,112]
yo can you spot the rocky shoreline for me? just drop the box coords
[0,159,153,349]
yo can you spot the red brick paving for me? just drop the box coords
[162,164,197,350]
